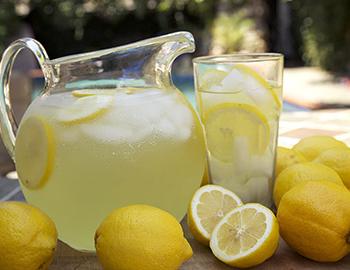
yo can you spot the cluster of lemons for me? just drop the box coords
[274,135,350,262]
[188,135,350,268]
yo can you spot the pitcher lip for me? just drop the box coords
[193,53,283,64]
[46,31,195,65]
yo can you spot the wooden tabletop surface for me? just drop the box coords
[51,218,350,270]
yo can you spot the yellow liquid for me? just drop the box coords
[16,88,206,251]
[196,86,282,207]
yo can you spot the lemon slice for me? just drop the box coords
[210,203,279,268]
[233,64,281,108]
[188,185,242,245]
[15,116,55,189]
[58,95,113,124]
[72,89,117,97]
[204,103,270,162]
[205,65,281,117]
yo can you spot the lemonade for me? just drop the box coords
[194,57,283,207]
[15,87,206,251]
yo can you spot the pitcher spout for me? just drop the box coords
[46,31,195,91]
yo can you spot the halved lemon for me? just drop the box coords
[58,95,113,124]
[210,203,279,268]
[72,89,117,97]
[204,103,270,162]
[188,185,242,245]
[15,116,55,189]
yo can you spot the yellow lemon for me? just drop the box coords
[277,181,350,262]
[273,162,344,207]
[204,103,270,162]
[275,146,306,177]
[58,95,113,124]
[188,185,242,245]
[314,147,350,189]
[15,116,55,189]
[95,205,192,270]
[0,201,57,270]
[292,135,346,161]
[210,203,279,268]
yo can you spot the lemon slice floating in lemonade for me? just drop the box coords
[58,95,113,124]
[188,185,243,245]
[210,203,279,268]
[72,89,117,97]
[204,103,270,163]
[15,116,55,189]
[199,65,281,118]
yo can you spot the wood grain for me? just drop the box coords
[51,219,350,270]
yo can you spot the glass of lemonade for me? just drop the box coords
[193,54,283,207]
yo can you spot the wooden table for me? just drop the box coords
[52,218,350,270]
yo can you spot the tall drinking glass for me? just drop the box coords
[193,54,283,207]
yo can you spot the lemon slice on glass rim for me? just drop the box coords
[210,203,279,268]
[15,116,55,189]
[188,185,242,245]
[204,103,270,163]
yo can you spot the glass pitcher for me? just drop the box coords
[0,32,206,251]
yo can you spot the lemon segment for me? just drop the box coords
[188,185,242,245]
[58,95,113,124]
[15,116,55,189]
[210,203,279,268]
[72,89,117,97]
[204,103,270,162]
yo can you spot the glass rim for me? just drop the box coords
[193,53,283,64]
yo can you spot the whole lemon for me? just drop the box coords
[314,147,350,189]
[277,181,350,262]
[273,162,344,207]
[95,204,192,270]
[275,146,306,177]
[293,135,346,161]
[0,201,57,270]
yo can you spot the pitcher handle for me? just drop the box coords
[0,38,50,160]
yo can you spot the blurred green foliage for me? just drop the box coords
[0,0,218,57]
[211,10,266,54]
[292,0,350,73]
[0,0,264,58]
